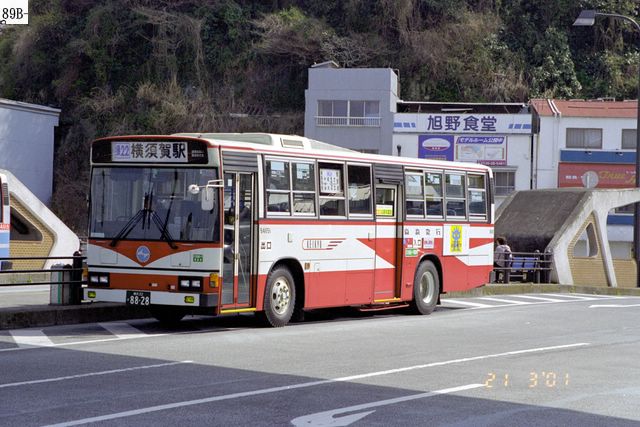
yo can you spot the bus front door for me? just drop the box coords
[373,185,399,302]
[222,172,254,309]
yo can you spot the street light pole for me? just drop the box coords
[574,10,640,287]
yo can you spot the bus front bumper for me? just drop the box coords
[84,288,219,307]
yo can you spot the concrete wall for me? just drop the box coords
[0,99,60,204]
[304,67,398,154]
[2,169,79,269]
[534,115,636,189]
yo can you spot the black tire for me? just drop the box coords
[410,261,439,315]
[149,305,186,326]
[260,266,296,327]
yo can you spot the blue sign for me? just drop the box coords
[136,246,151,264]
[418,135,454,161]
[457,136,505,144]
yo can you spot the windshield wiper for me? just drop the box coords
[109,191,177,249]
[109,191,154,248]
[156,171,179,249]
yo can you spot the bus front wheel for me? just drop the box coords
[260,266,296,327]
[410,261,439,315]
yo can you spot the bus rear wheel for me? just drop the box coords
[149,305,186,326]
[410,260,439,315]
[260,266,296,327]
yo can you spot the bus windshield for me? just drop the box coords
[90,167,219,243]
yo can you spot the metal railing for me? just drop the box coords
[493,250,553,284]
[0,254,86,287]
[315,116,382,127]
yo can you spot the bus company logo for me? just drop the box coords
[0,223,8,231]
[449,226,463,253]
[302,238,345,250]
[136,246,151,263]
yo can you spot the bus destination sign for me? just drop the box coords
[93,140,208,164]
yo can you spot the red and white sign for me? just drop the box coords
[558,163,635,188]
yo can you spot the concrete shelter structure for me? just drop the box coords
[0,98,60,204]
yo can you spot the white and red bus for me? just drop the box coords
[0,173,9,265]
[85,133,494,326]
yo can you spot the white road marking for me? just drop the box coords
[44,342,590,427]
[478,297,529,305]
[9,329,55,348]
[99,322,147,339]
[544,293,608,300]
[0,330,168,353]
[589,304,640,308]
[506,295,564,302]
[441,299,493,308]
[0,361,192,389]
[290,383,484,426]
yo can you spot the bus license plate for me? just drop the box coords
[126,291,150,306]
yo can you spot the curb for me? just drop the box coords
[0,303,150,330]
[442,283,640,298]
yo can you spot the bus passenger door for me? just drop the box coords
[222,172,254,308]
[373,185,398,302]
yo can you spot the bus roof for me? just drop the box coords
[171,132,492,174]
[93,133,491,173]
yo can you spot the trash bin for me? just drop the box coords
[50,263,81,305]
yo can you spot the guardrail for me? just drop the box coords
[493,250,553,284]
[0,254,86,286]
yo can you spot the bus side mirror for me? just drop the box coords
[201,187,215,211]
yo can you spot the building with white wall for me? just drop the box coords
[0,98,61,204]
[530,99,637,259]
[304,65,533,207]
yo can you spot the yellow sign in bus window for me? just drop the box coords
[376,204,394,217]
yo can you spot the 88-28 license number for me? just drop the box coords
[126,291,150,306]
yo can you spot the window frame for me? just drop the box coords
[622,129,637,150]
[444,172,467,220]
[566,128,603,149]
[264,157,319,218]
[492,168,516,196]
[425,170,445,220]
[346,163,373,218]
[467,173,488,221]
[318,160,347,218]
[405,170,426,219]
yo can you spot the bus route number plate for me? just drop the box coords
[126,291,150,306]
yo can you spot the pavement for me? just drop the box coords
[0,282,639,330]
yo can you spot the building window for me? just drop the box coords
[622,129,637,149]
[316,100,380,127]
[566,128,602,149]
[493,170,515,196]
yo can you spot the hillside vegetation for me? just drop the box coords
[0,0,637,230]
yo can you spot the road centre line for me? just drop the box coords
[0,361,192,389]
[44,342,590,427]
